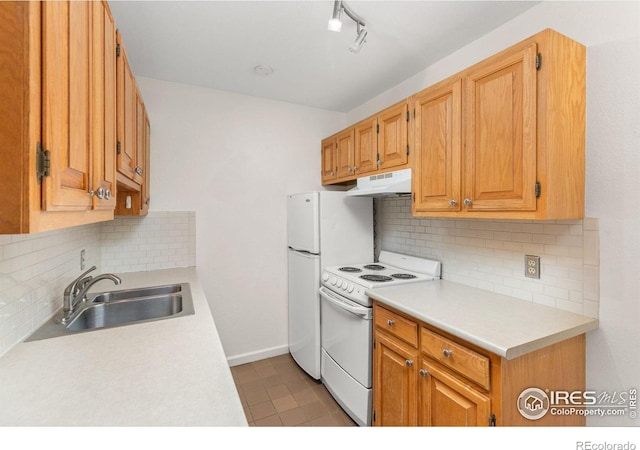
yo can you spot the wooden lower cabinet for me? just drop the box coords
[373,331,418,426]
[419,359,491,426]
[373,302,587,427]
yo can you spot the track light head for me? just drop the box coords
[349,28,367,54]
[328,1,368,53]
[328,0,343,32]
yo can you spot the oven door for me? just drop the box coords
[319,286,372,387]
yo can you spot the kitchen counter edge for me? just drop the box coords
[366,279,599,360]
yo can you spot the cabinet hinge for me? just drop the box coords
[413,192,416,202]
[535,181,541,198]
[406,145,410,156]
[376,124,379,134]
[413,109,416,119]
[116,141,122,155]
[373,411,376,422]
[36,142,50,184]
[535,53,542,70]
[406,111,410,122]
[116,43,121,58]
[489,414,496,426]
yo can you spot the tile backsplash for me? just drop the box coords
[101,212,196,273]
[0,211,196,357]
[377,197,599,318]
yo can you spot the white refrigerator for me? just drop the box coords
[287,191,373,379]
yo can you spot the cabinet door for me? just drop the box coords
[377,101,408,170]
[419,359,491,426]
[373,331,418,426]
[413,80,462,212]
[335,128,355,180]
[116,30,141,186]
[464,43,537,212]
[140,104,151,214]
[91,0,116,211]
[354,117,378,175]
[41,1,93,211]
[321,137,337,184]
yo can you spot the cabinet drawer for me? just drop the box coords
[420,328,490,390]
[374,306,418,347]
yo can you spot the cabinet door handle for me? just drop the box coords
[463,198,472,207]
[405,360,413,367]
[449,199,457,207]
[419,369,428,377]
[442,349,453,358]
[105,189,112,200]
[135,166,143,176]
[387,319,395,326]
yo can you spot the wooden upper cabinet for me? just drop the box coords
[377,101,409,170]
[412,29,585,219]
[412,79,462,213]
[321,135,337,184]
[116,30,142,189]
[41,1,93,211]
[0,1,115,234]
[320,101,411,186]
[335,128,355,180]
[354,117,378,175]
[464,43,537,212]
[91,1,117,211]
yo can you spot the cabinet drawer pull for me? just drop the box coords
[405,360,413,367]
[442,349,453,358]
[387,319,395,326]
[419,369,428,377]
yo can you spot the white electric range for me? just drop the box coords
[319,250,441,426]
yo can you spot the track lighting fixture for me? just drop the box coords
[327,0,367,53]
[349,25,367,54]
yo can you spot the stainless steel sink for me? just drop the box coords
[25,283,194,342]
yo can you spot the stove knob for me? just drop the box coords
[330,276,337,285]
[347,284,354,293]
[342,283,348,291]
[322,272,329,282]
[336,279,343,288]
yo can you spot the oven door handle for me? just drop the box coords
[319,287,371,319]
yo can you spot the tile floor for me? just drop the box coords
[230,353,357,426]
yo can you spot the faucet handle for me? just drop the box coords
[65,266,97,295]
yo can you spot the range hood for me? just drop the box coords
[346,168,411,197]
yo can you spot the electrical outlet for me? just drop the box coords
[80,249,86,270]
[525,255,540,279]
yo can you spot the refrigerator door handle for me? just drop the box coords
[319,287,371,319]
[289,247,320,257]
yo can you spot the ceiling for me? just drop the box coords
[108,1,540,112]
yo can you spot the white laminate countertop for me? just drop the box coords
[0,267,248,427]
[367,280,599,360]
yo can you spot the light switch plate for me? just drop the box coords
[525,255,540,279]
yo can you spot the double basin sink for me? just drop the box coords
[26,283,194,342]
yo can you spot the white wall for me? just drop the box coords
[136,77,346,363]
[350,1,639,426]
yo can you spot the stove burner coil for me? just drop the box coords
[360,274,393,282]
[339,267,362,273]
[391,273,417,279]
[363,264,386,271]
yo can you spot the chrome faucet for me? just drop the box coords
[61,266,121,323]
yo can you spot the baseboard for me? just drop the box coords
[226,344,290,367]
